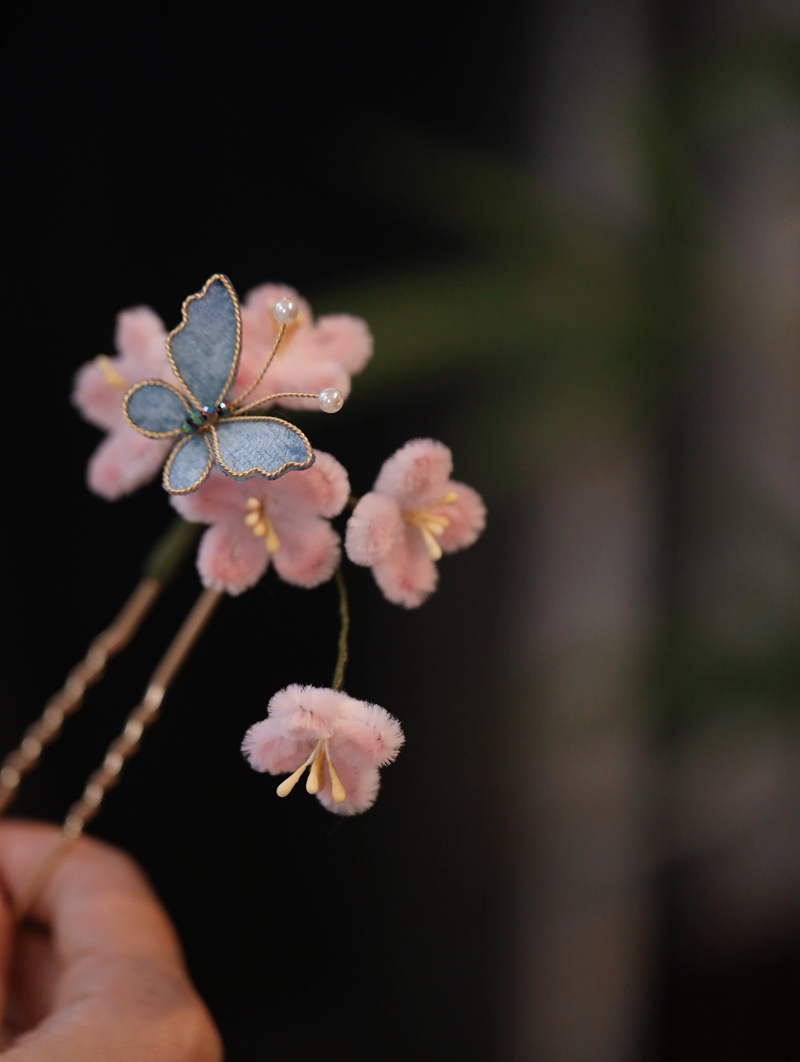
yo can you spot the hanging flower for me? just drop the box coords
[170,451,350,595]
[72,307,172,499]
[242,684,404,815]
[236,283,373,411]
[345,438,486,608]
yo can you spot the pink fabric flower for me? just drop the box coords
[242,684,404,815]
[345,439,486,608]
[170,451,350,595]
[72,306,172,499]
[236,283,373,410]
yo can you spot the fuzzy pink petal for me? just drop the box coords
[345,493,404,566]
[242,718,316,775]
[115,306,168,365]
[372,526,439,608]
[374,438,453,509]
[86,430,171,501]
[311,314,373,374]
[195,521,269,596]
[270,516,341,589]
[436,481,487,553]
[266,685,345,740]
[72,360,127,431]
[267,451,350,519]
[333,700,404,767]
[316,759,381,816]
[169,468,248,524]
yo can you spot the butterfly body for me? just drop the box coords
[122,275,314,494]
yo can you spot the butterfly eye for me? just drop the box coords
[180,410,206,434]
[199,403,232,423]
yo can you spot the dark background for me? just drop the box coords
[2,3,527,1059]
[3,3,800,1060]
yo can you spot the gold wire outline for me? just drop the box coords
[162,432,214,495]
[208,417,314,480]
[166,273,242,410]
[121,379,191,438]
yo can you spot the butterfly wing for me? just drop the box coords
[123,380,190,437]
[210,417,314,480]
[163,433,214,494]
[167,275,241,410]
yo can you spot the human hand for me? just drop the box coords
[0,821,222,1061]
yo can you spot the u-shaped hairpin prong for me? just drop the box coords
[0,518,201,817]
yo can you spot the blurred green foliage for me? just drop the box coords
[313,32,800,731]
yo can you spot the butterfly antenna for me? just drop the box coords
[232,322,287,408]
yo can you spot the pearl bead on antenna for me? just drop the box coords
[273,297,299,324]
[318,387,344,413]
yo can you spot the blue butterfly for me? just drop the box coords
[122,274,314,495]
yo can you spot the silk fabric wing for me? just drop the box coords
[165,435,214,493]
[213,418,315,479]
[168,276,240,409]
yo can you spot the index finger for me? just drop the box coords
[0,820,185,972]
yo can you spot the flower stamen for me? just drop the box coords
[276,741,320,798]
[94,355,129,391]
[404,492,458,561]
[306,743,326,794]
[325,740,347,804]
[275,738,347,804]
[244,498,281,553]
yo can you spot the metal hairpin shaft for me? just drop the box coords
[14,586,223,921]
[0,577,161,816]
[63,586,223,839]
[0,518,201,818]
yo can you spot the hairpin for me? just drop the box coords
[6,273,487,917]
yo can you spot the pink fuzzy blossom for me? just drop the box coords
[236,284,372,411]
[170,452,350,595]
[345,438,486,608]
[72,306,172,500]
[242,684,404,815]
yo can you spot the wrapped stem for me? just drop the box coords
[332,566,349,692]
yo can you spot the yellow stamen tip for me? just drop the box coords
[246,497,261,510]
[326,755,347,804]
[244,512,260,527]
[277,761,309,798]
[441,491,458,505]
[94,355,129,391]
[421,526,444,561]
[306,746,326,794]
